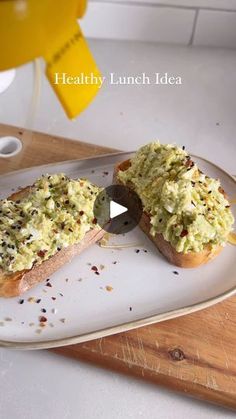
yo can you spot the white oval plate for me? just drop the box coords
[0,152,235,349]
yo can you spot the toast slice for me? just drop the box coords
[0,186,105,297]
[113,160,223,268]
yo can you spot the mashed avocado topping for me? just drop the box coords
[0,174,103,273]
[118,142,234,253]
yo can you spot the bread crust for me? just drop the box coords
[113,160,223,268]
[0,186,105,297]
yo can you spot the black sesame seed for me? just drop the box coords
[173,271,179,275]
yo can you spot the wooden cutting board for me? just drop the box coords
[1,124,236,410]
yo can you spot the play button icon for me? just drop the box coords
[110,201,127,218]
[93,184,143,234]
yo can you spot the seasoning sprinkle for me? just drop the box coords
[39,316,47,323]
[28,297,35,303]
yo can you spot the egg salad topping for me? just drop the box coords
[118,142,234,253]
[0,174,103,273]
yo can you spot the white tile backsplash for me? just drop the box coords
[194,10,236,48]
[80,2,195,44]
[99,0,236,11]
[80,1,236,49]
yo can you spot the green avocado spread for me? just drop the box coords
[0,174,103,273]
[118,142,234,253]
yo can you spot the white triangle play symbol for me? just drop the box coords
[110,200,127,219]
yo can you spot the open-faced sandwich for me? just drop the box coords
[0,174,105,297]
[114,142,234,268]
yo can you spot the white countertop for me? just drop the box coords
[0,40,236,418]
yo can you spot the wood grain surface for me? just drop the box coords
[1,123,236,410]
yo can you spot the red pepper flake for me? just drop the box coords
[180,229,188,238]
[91,265,98,272]
[185,159,194,168]
[46,282,52,287]
[39,316,47,323]
[37,250,46,258]
[79,210,84,216]
[105,285,113,292]
[77,219,81,225]
[92,217,97,224]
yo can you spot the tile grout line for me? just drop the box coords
[89,0,236,14]
[188,8,199,46]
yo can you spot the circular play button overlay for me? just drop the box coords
[93,185,143,234]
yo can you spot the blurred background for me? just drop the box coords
[0,3,236,419]
[0,0,236,171]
